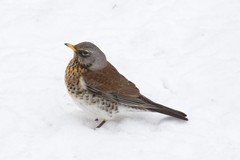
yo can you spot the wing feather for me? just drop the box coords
[83,63,188,120]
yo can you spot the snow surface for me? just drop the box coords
[1,0,240,159]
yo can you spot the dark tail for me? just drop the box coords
[148,104,188,121]
[139,95,188,121]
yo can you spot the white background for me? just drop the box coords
[0,0,240,159]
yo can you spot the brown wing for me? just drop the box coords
[84,63,155,107]
[84,63,188,120]
[84,63,140,98]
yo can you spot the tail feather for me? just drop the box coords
[148,104,188,121]
[138,95,188,121]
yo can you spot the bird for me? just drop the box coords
[64,42,188,128]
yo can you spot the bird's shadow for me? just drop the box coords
[120,113,186,124]
[66,111,187,130]
[157,116,188,125]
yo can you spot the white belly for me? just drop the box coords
[70,93,116,120]
[66,77,117,120]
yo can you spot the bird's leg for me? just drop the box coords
[95,120,106,129]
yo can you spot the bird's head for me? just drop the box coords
[65,42,108,71]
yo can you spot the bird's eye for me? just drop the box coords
[79,51,90,57]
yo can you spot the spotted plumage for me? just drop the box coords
[65,57,118,123]
[64,42,188,128]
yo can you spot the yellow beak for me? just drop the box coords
[64,43,77,52]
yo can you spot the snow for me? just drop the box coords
[0,0,240,159]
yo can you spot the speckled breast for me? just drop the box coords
[65,62,118,120]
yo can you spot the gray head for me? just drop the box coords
[65,42,108,71]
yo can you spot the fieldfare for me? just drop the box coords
[64,42,188,128]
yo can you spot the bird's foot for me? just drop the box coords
[95,120,106,129]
